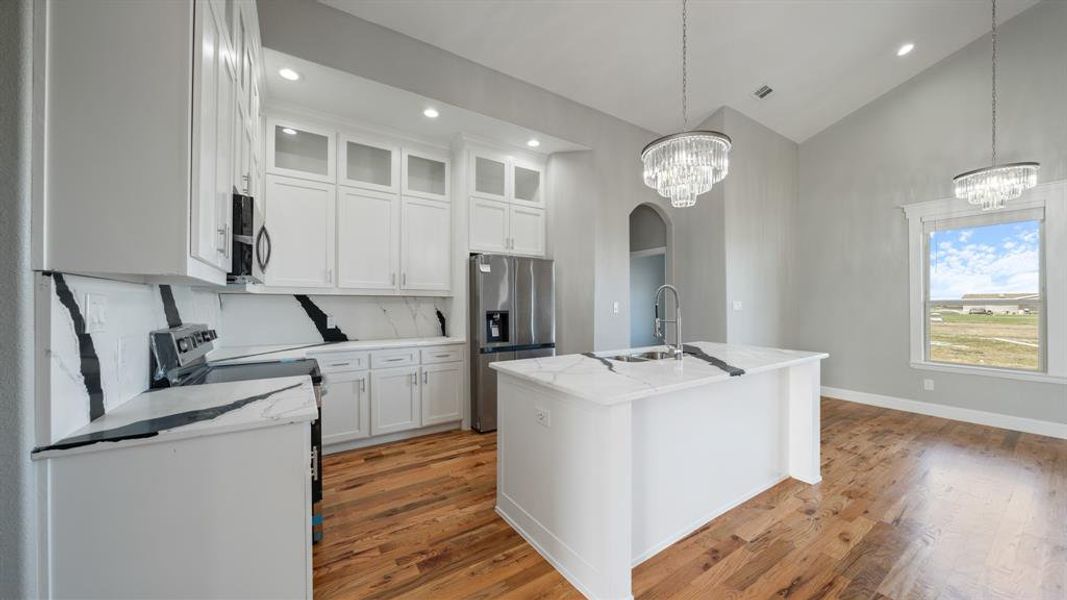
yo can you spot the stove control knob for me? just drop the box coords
[177,338,190,352]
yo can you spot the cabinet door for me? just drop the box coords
[191,0,232,271]
[371,366,420,436]
[469,198,509,253]
[401,197,451,291]
[267,118,335,183]
[421,363,462,426]
[339,134,399,193]
[511,162,544,208]
[321,371,370,445]
[402,149,449,202]
[470,153,507,202]
[509,205,546,257]
[337,188,398,291]
[263,175,335,287]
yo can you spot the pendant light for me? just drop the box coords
[953,0,1038,211]
[641,0,731,208]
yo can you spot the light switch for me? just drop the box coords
[732,300,744,311]
[612,301,620,315]
[84,293,107,332]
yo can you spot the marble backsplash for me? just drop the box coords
[218,294,451,347]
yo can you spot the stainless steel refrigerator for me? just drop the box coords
[469,254,555,432]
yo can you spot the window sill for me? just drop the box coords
[910,361,1067,385]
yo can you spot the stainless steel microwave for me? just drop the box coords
[227,192,269,284]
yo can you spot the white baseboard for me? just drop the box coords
[322,422,461,455]
[822,386,1067,440]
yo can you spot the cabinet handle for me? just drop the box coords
[402,273,406,287]
[423,371,428,384]
[411,372,417,385]
[225,224,231,258]
[360,377,366,392]
[328,362,350,368]
[217,227,227,252]
[241,173,250,194]
[385,357,403,362]
[391,273,396,286]
[326,268,333,282]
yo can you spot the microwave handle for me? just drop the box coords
[255,225,272,271]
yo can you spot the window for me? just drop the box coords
[925,214,1043,371]
[903,180,1066,384]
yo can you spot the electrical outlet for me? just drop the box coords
[535,407,551,428]
[326,314,336,329]
[84,293,107,333]
[923,378,935,391]
[732,300,744,311]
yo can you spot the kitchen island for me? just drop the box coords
[490,341,827,600]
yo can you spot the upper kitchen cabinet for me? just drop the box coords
[262,175,336,288]
[40,0,263,285]
[339,134,400,193]
[401,197,452,292]
[466,147,547,257]
[268,118,336,184]
[402,149,450,202]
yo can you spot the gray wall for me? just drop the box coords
[257,0,669,353]
[0,0,38,596]
[721,108,798,347]
[792,0,1067,423]
[629,204,667,251]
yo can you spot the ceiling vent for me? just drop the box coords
[753,85,774,99]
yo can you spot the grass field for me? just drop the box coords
[929,310,1040,370]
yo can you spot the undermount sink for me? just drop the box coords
[633,351,674,361]
[607,351,675,362]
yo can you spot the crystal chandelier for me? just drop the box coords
[641,0,731,208]
[953,0,1038,211]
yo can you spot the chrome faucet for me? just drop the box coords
[654,284,683,360]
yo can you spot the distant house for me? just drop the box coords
[960,293,1040,314]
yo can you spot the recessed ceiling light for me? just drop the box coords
[423,108,439,119]
[282,127,297,135]
[897,43,915,57]
[526,139,541,148]
[278,68,301,81]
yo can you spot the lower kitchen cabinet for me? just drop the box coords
[421,362,463,426]
[321,370,369,444]
[370,366,421,436]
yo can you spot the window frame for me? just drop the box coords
[903,179,1067,385]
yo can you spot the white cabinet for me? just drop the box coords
[402,149,450,202]
[467,149,546,257]
[421,362,463,426]
[339,134,399,193]
[267,118,335,183]
[263,175,336,287]
[41,0,262,285]
[401,197,452,291]
[337,188,398,291]
[321,370,370,444]
[509,205,547,256]
[371,366,421,436]
[469,198,510,253]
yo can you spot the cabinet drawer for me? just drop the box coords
[313,352,369,373]
[371,348,418,369]
[420,345,465,365]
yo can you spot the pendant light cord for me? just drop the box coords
[681,0,688,131]
[991,0,997,166]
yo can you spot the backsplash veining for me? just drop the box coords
[219,294,451,347]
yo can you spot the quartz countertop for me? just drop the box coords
[208,336,467,364]
[33,376,318,459]
[489,341,828,405]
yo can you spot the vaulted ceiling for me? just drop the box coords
[320,0,1038,142]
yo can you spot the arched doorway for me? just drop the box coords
[629,204,669,347]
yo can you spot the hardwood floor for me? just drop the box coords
[313,398,1067,599]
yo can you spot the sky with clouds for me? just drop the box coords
[929,220,1041,300]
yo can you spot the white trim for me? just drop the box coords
[902,178,1066,378]
[822,386,1067,440]
[629,246,666,258]
[321,421,460,455]
[910,361,1067,385]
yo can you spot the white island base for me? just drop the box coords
[491,343,827,600]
